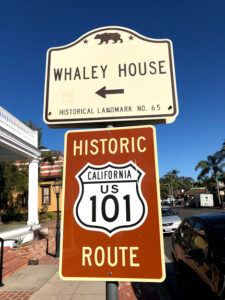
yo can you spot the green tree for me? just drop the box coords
[195,141,225,206]
[0,162,28,210]
[195,155,224,180]
[177,176,194,191]
[41,150,63,165]
[215,140,225,169]
[24,120,42,147]
[162,169,180,197]
[160,170,194,199]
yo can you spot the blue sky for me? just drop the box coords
[0,0,224,180]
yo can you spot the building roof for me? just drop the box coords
[40,156,63,178]
[185,187,207,195]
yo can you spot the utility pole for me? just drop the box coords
[216,176,223,208]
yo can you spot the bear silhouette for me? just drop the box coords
[94,33,123,44]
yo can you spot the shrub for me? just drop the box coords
[39,211,56,221]
[46,212,55,220]
[1,207,25,222]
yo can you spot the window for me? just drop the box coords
[191,221,208,256]
[211,224,225,259]
[42,186,51,205]
[179,219,194,243]
[162,208,176,216]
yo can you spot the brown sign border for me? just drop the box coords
[59,125,165,282]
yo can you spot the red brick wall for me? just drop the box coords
[2,237,56,278]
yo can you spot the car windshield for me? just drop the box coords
[211,224,225,259]
[162,208,176,217]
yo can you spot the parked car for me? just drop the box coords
[161,206,182,234]
[172,213,225,299]
[161,197,176,206]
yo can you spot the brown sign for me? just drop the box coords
[60,126,165,282]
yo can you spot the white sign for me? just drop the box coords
[44,26,178,127]
[74,161,148,236]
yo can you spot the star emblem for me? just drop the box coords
[83,39,88,44]
[129,36,134,40]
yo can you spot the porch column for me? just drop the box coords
[27,158,39,226]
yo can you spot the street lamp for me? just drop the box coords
[52,178,62,258]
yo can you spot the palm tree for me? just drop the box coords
[161,170,180,201]
[195,155,224,179]
[195,143,225,206]
[215,141,225,168]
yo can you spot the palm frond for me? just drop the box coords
[195,160,209,171]
[197,167,210,180]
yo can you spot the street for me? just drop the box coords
[134,206,224,300]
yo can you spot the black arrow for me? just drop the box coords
[96,86,124,98]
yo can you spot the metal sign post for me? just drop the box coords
[106,281,118,300]
[106,125,118,300]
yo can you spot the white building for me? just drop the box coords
[0,106,41,243]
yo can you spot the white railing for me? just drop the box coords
[0,106,38,147]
